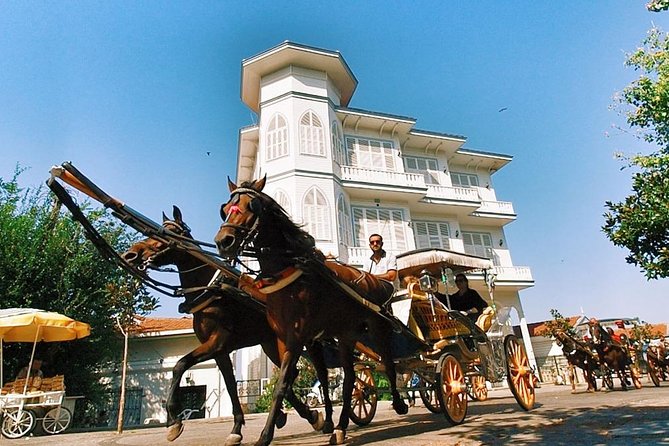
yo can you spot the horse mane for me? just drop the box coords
[240,182,319,257]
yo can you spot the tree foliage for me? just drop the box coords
[603,27,669,279]
[0,167,157,421]
[540,309,576,339]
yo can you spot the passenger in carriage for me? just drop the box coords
[361,234,399,290]
[439,273,488,324]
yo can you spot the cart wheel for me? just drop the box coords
[1,409,37,439]
[42,407,72,434]
[349,367,377,426]
[469,375,488,401]
[630,365,643,389]
[439,355,467,425]
[417,377,441,413]
[504,335,535,411]
[647,358,661,387]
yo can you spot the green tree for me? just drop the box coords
[540,309,576,339]
[0,167,157,424]
[603,26,669,279]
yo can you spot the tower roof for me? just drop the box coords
[241,41,358,113]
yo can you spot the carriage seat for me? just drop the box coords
[476,306,495,332]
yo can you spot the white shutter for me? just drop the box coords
[303,188,330,240]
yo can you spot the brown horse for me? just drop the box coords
[553,330,598,392]
[588,320,641,390]
[122,206,335,445]
[214,177,409,446]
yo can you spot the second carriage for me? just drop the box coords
[348,248,536,426]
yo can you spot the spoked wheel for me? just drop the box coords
[42,407,72,435]
[417,376,441,413]
[647,359,661,387]
[349,366,377,426]
[602,367,614,390]
[630,365,643,389]
[1,409,37,439]
[468,375,488,401]
[504,335,535,411]
[439,355,467,425]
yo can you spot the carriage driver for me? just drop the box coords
[361,234,400,290]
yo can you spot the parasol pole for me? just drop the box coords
[1,337,3,387]
[116,318,129,434]
[22,325,41,395]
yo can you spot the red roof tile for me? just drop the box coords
[134,316,193,334]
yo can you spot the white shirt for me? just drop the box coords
[361,250,399,289]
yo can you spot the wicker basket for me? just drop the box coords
[412,301,471,341]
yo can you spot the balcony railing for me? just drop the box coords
[425,185,480,202]
[340,166,426,189]
[491,266,533,282]
[476,200,515,215]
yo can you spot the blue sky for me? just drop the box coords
[1,2,668,324]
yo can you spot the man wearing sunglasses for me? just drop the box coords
[361,234,399,290]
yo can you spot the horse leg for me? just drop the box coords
[281,361,325,432]
[255,343,300,446]
[259,340,296,431]
[568,364,576,393]
[330,343,355,446]
[213,353,245,446]
[306,342,334,433]
[372,324,408,415]
[165,352,199,441]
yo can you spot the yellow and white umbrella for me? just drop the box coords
[0,308,91,387]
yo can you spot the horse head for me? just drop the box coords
[122,205,193,270]
[215,176,267,258]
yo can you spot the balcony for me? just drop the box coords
[425,184,480,202]
[339,166,427,200]
[458,200,517,225]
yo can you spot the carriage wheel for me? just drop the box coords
[439,355,467,425]
[602,368,614,390]
[630,365,643,389]
[349,367,377,426]
[42,407,72,435]
[647,358,661,387]
[504,335,535,411]
[417,377,442,413]
[468,375,488,401]
[1,409,37,439]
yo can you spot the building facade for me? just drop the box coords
[234,41,536,371]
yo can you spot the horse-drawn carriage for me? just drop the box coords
[347,248,535,426]
[551,322,642,392]
[47,163,535,445]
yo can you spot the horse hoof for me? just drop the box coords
[166,421,184,442]
[322,420,335,434]
[275,411,287,429]
[329,428,346,445]
[224,434,243,446]
[393,400,409,415]
[310,410,324,431]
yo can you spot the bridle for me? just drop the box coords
[219,187,264,259]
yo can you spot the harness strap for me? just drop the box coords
[253,267,303,294]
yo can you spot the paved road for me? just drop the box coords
[13,381,669,445]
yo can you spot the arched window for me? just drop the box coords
[331,121,345,165]
[274,189,291,215]
[337,195,353,246]
[299,111,325,156]
[302,187,330,240]
[266,114,289,160]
